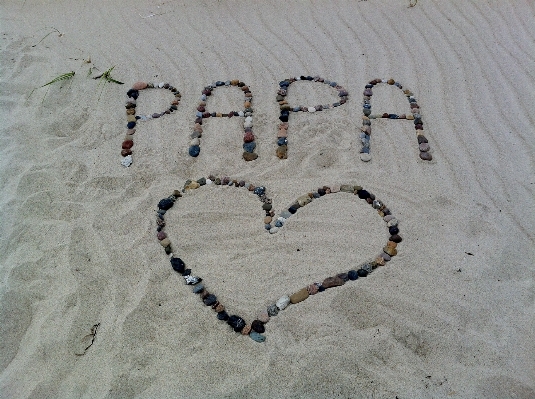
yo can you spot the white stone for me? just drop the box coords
[245,116,253,122]
[205,179,212,184]
[244,121,253,128]
[276,295,291,310]
[190,138,200,146]
[238,111,244,117]
[360,153,372,162]
[158,82,165,88]
[121,155,133,167]
[269,227,279,234]
[308,107,316,113]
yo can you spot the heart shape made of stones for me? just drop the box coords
[155,176,402,343]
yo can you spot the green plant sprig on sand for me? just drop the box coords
[93,66,124,85]
[28,71,75,99]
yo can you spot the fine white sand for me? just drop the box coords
[1,0,534,398]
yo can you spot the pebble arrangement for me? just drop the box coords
[276,76,349,159]
[189,80,257,161]
[360,78,432,162]
[155,176,402,342]
[122,82,182,167]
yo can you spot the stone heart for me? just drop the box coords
[154,176,402,343]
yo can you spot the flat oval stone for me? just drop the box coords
[157,231,167,240]
[340,184,354,193]
[322,276,345,288]
[203,294,217,306]
[307,283,319,295]
[290,288,309,304]
[348,270,359,280]
[241,324,252,335]
[132,82,148,90]
[249,331,266,343]
[244,131,255,143]
[390,234,403,243]
[158,198,174,210]
[276,295,290,310]
[419,151,432,161]
[243,152,258,161]
[160,238,171,247]
[243,142,256,153]
[308,107,316,113]
[190,138,200,146]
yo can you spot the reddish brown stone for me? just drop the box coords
[322,276,345,288]
[121,149,132,156]
[122,140,134,149]
[132,82,147,90]
[243,132,255,143]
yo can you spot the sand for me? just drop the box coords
[1,0,534,398]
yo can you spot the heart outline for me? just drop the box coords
[155,176,402,342]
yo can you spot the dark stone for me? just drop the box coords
[254,186,266,196]
[217,311,229,321]
[189,145,200,157]
[182,269,191,276]
[317,188,326,196]
[288,204,300,214]
[356,190,371,199]
[337,273,349,282]
[348,270,359,280]
[203,294,217,306]
[227,315,246,332]
[390,234,403,243]
[251,320,265,333]
[389,226,400,235]
[318,285,325,292]
[279,114,289,122]
[243,142,256,153]
[127,122,136,129]
[277,137,288,146]
[170,257,185,273]
[357,269,369,277]
[417,135,428,144]
[158,198,174,211]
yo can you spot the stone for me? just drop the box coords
[121,149,132,157]
[384,246,398,256]
[217,311,229,321]
[387,218,398,227]
[348,270,359,280]
[189,145,200,157]
[289,288,309,304]
[276,145,288,159]
[249,331,266,343]
[264,216,272,224]
[170,257,185,273]
[297,195,312,207]
[419,143,430,152]
[243,142,256,153]
[192,284,205,294]
[214,303,225,312]
[257,310,270,323]
[322,276,345,288]
[340,185,354,193]
[227,315,246,332]
[243,152,258,161]
[307,283,319,295]
[277,129,288,138]
[157,231,167,240]
[251,320,265,333]
[276,295,291,310]
[419,151,432,161]
[244,131,255,143]
[381,252,391,262]
[417,135,428,144]
[122,140,134,149]
[190,138,200,146]
[390,234,403,243]
[158,198,174,210]
[132,82,148,90]
[375,257,386,266]
[241,324,252,335]
[269,227,279,234]
[160,238,171,247]
[267,304,279,316]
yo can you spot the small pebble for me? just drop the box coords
[241,324,252,335]
[243,152,258,161]
[189,145,200,157]
[249,331,266,343]
[251,320,266,333]
[360,153,372,162]
[257,311,270,323]
[276,295,290,310]
[348,270,359,280]
[267,304,279,316]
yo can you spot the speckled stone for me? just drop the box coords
[267,304,279,316]
[384,246,398,256]
[307,283,319,295]
[257,310,270,323]
[243,152,258,161]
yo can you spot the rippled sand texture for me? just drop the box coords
[1,0,534,398]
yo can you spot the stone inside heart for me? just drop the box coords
[154,176,402,343]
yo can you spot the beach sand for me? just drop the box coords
[1,0,534,397]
